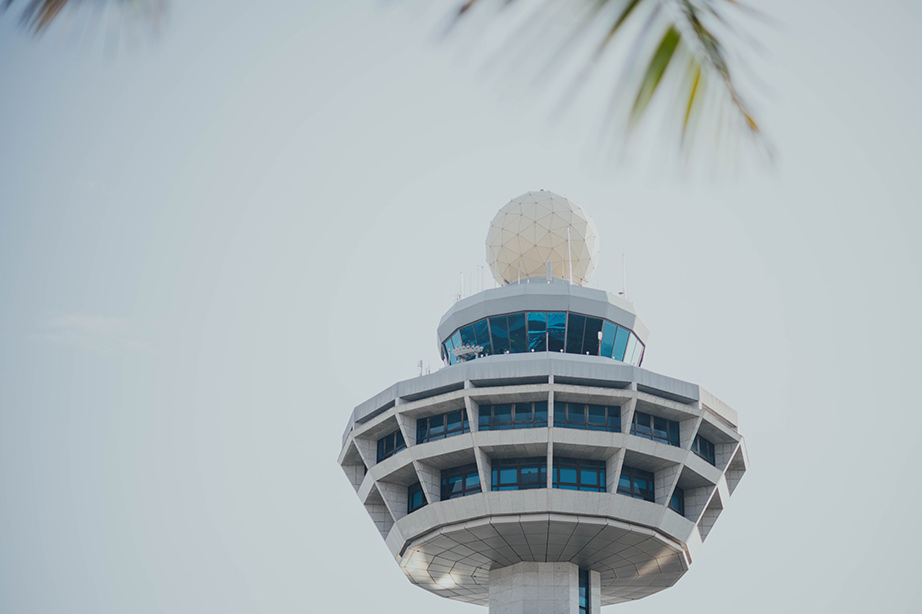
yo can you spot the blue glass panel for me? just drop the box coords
[560,467,577,483]
[474,320,492,355]
[534,401,548,426]
[580,469,599,486]
[566,313,586,354]
[547,312,566,352]
[417,420,427,443]
[499,468,516,484]
[460,325,476,346]
[507,313,527,353]
[465,472,480,490]
[612,326,630,361]
[527,312,547,351]
[489,316,510,354]
[587,405,606,430]
[513,403,532,425]
[624,334,638,366]
[479,407,492,429]
[653,416,668,441]
[446,411,463,434]
[448,331,463,365]
[608,407,621,431]
[583,318,603,356]
[494,404,512,428]
[553,401,566,427]
[618,474,631,494]
[568,404,585,427]
[635,341,645,366]
[600,321,616,358]
[430,419,445,440]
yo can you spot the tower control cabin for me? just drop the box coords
[338,191,748,614]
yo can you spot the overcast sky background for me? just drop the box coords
[1,1,920,612]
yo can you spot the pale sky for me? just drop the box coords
[1,1,920,612]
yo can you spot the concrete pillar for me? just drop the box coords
[488,562,599,614]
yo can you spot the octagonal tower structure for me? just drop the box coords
[338,191,748,613]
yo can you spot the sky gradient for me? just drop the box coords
[1,1,920,612]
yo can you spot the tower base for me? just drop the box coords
[488,562,601,614]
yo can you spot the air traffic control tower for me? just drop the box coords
[338,191,748,614]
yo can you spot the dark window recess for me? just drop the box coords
[479,401,548,430]
[376,430,406,463]
[417,409,470,444]
[440,464,481,501]
[553,457,606,492]
[408,481,427,514]
[566,313,586,354]
[554,402,620,432]
[491,457,547,491]
[691,434,716,466]
[669,486,685,516]
[579,568,589,614]
[617,466,655,502]
[631,411,679,447]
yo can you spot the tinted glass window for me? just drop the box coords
[554,402,620,432]
[489,316,509,354]
[460,325,476,346]
[417,409,470,444]
[669,486,685,516]
[612,326,630,361]
[480,402,546,430]
[491,457,547,491]
[527,312,547,351]
[692,434,716,465]
[553,457,606,492]
[408,482,427,514]
[508,313,527,353]
[474,320,492,354]
[376,430,406,463]
[631,411,679,446]
[600,321,617,358]
[617,466,655,502]
[440,464,481,500]
[548,312,566,352]
[583,318,603,356]
[566,313,586,354]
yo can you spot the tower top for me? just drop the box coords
[485,190,599,286]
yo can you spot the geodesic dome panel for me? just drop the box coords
[486,191,599,286]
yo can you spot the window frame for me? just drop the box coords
[691,433,716,465]
[553,457,607,492]
[376,430,406,463]
[491,457,548,491]
[416,408,470,444]
[669,486,685,516]
[479,401,548,431]
[407,481,427,514]
[553,402,621,432]
[630,410,680,447]
[617,465,655,502]
[440,464,482,501]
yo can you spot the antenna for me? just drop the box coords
[417,360,424,377]
[567,226,573,285]
[618,253,628,300]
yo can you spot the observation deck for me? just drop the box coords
[337,191,748,613]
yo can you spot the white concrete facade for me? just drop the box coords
[338,352,748,608]
[339,197,747,611]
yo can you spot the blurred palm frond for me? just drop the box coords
[2,0,165,35]
[452,0,772,163]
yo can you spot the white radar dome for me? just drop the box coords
[486,191,599,286]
